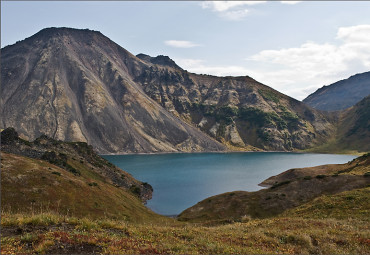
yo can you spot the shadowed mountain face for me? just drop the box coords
[336,95,370,152]
[1,27,336,153]
[303,72,370,111]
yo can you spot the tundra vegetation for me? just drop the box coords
[1,127,369,254]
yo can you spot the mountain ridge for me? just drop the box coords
[0,27,361,153]
[303,71,370,111]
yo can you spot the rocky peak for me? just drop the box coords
[1,28,225,153]
[137,53,181,69]
[136,53,152,62]
[33,27,101,37]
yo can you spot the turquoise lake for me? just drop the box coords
[102,152,356,215]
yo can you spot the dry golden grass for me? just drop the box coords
[282,187,370,221]
[1,211,369,254]
[1,152,168,223]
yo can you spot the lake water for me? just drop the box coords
[102,152,356,215]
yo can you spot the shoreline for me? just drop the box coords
[100,150,360,156]
[101,150,309,156]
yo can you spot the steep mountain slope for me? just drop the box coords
[1,27,225,153]
[134,66,337,151]
[309,95,370,153]
[303,72,370,111]
[178,154,370,223]
[1,27,336,152]
[335,95,370,152]
[0,128,168,222]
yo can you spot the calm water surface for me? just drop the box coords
[103,152,355,215]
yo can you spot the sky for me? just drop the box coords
[2,1,370,100]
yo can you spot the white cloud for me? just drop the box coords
[164,40,201,48]
[221,9,250,21]
[247,25,370,99]
[175,25,370,100]
[280,1,301,5]
[200,1,265,12]
[336,24,370,43]
[200,1,266,20]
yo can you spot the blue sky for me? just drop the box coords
[2,1,370,100]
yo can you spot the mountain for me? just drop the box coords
[0,27,225,153]
[178,153,370,223]
[335,95,370,152]
[0,127,168,222]
[1,27,336,153]
[303,72,370,111]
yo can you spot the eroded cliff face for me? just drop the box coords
[1,27,336,153]
[1,28,226,153]
[134,58,336,151]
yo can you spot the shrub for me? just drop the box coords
[271,180,291,189]
[1,127,19,145]
[66,164,81,176]
[130,185,141,196]
[258,89,280,104]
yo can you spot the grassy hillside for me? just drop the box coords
[1,152,369,254]
[0,127,169,223]
[1,127,369,254]
[260,152,370,186]
[1,152,168,223]
[178,154,370,223]
[282,187,370,221]
[1,127,153,201]
[1,212,369,254]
